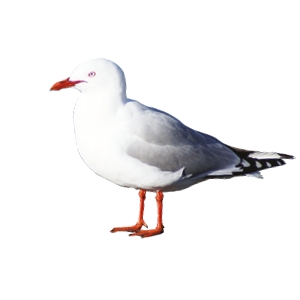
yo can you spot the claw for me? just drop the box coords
[142,220,148,228]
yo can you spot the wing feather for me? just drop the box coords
[125,102,240,176]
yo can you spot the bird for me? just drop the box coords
[50,58,294,238]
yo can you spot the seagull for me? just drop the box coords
[50,58,294,238]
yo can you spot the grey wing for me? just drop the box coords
[126,105,240,177]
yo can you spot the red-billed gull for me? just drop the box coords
[50,58,294,238]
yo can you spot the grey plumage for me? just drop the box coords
[126,101,294,181]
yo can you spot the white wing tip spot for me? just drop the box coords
[255,161,262,168]
[242,159,250,167]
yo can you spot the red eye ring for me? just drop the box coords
[88,71,96,77]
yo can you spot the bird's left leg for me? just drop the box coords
[129,190,164,238]
[110,190,148,233]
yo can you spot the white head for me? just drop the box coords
[50,58,127,97]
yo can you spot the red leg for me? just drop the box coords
[110,190,148,233]
[130,190,164,238]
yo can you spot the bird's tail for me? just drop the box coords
[206,145,294,179]
[226,145,295,178]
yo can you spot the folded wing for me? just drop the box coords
[125,102,240,177]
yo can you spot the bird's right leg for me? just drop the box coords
[110,189,148,233]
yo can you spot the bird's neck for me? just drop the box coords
[74,89,128,127]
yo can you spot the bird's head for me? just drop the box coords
[50,58,127,95]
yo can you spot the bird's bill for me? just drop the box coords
[50,77,84,91]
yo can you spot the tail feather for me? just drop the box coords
[227,145,294,177]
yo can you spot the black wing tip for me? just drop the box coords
[226,145,295,160]
[277,153,295,160]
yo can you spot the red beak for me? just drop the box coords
[50,77,85,91]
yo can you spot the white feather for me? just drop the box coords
[249,152,281,159]
[246,172,263,179]
[207,166,242,176]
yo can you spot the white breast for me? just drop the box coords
[73,96,183,191]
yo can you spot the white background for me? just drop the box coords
[1,1,299,299]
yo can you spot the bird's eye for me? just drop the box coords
[88,71,96,77]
